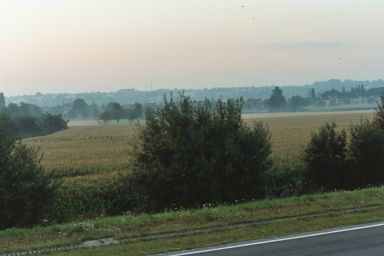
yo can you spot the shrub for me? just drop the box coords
[347,96,384,188]
[130,95,272,211]
[48,174,137,222]
[0,118,58,229]
[349,119,384,188]
[38,113,68,134]
[304,121,348,191]
[266,159,306,198]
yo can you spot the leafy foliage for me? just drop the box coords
[38,113,68,134]
[0,112,67,138]
[349,119,384,187]
[69,98,100,119]
[130,95,272,211]
[305,96,384,191]
[288,95,308,112]
[265,86,287,112]
[100,102,125,123]
[0,119,58,229]
[304,121,348,190]
[346,96,384,187]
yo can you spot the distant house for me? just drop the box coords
[350,97,368,105]
[326,96,343,106]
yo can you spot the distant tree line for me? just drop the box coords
[0,102,67,138]
[45,97,144,122]
[321,85,384,102]
[6,79,384,108]
[1,92,145,123]
[99,102,143,123]
[244,84,383,113]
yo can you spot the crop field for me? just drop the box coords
[24,110,374,177]
[24,124,136,172]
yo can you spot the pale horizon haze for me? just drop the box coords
[1,0,384,96]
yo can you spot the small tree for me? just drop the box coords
[69,98,90,119]
[38,113,68,134]
[0,117,57,229]
[288,95,308,112]
[100,102,125,123]
[266,86,287,112]
[304,121,348,190]
[130,95,272,211]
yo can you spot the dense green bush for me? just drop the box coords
[0,112,67,138]
[266,160,306,198]
[48,174,137,222]
[347,96,384,188]
[130,95,272,211]
[304,96,384,191]
[304,121,348,190]
[38,113,68,134]
[0,119,58,229]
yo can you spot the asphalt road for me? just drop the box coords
[159,222,384,256]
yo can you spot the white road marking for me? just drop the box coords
[167,222,384,255]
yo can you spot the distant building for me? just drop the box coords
[326,96,343,106]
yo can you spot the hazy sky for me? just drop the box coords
[1,0,384,96]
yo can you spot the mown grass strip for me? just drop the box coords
[50,206,384,256]
[2,203,384,256]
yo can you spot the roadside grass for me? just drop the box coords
[50,207,384,256]
[1,186,384,254]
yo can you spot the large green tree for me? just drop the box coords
[130,95,272,211]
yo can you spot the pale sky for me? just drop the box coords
[1,0,384,96]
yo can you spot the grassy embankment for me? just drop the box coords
[1,187,384,255]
